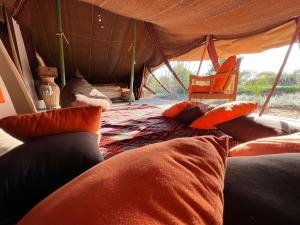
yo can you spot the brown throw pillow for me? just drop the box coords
[175,106,204,124]
[175,104,214,124]
[17,136,228,225]
[217,116,300,142]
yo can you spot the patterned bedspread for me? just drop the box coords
[99,104,239,159]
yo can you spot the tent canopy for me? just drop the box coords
[1,0,300,96]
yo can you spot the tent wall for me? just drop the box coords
[0,75,16,119]
[11,0,161,98]
[0,39,36,114]
[6,11,39,103]
[1,0,300,98]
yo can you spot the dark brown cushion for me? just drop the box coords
[224,153,300,225]
[61,70,111,109]
[0,132,103,225]
[175,106,205,124]
[217,116,300,142]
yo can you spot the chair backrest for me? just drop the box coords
[223,58,241,94]
[213,56,237,91]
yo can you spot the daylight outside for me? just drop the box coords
[145,44,300,119]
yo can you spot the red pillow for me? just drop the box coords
[0,106,101,141]
[190,101,257,129]
[162,101,199,118]
[17,136,228,225]
[229,132,300,157]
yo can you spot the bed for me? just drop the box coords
[99,104,240,159]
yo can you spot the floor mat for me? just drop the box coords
[99,104,240,159]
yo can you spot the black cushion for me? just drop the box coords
[0,132,103,225]
[175,106,205,124]
[217,116,300,142]
[224,153,300,225]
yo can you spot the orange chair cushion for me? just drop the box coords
[0,106,101,141]
[162,101,198,118]
[190,85,210,93]
[190,85,225,93]
[229,132,300,157]
[213,56,237,91]
[190,101,258,129]
[17,136,228,225]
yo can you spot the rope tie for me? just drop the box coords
[56,32,70,45]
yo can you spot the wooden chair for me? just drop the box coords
[188,56,241,102]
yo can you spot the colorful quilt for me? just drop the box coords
[100,104,177,145]
[99,104,240,159]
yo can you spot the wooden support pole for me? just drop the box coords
[144,84,156,95]
[56,0,66,87]
[129,19,136,105]
[151,73,170,93]
[146,67,169,93]
[259,21,300,116]
[145,22,187,91]
[196,35,209,75]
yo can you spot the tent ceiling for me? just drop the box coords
[0,0,300,95]
[80,0,300,38]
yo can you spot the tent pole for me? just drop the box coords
[147,67,169,93]
[129,19,136,105]
[144,84,156,95]
[56,0,66,87]
[145,22,187,91]
[151,73,169,93]
[259,21,300,116]
[151,73,170,93]
[196,35,209,75]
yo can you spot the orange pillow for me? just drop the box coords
[0,106,101,141]
[213,56,236,91]
[17,136,228,225]
[190,101,257,129]
[162,101,198,118]
[229,132,300,157]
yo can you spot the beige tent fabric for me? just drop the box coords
[0,39,36,113]
[8,12,39,104]
[173,21,297,61]
[5,9,22,72]
[0,75,16,118]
